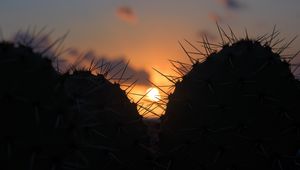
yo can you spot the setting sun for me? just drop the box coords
[146,87,161,102]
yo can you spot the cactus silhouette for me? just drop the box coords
[0,41,71,170]
[159,28,300,170]
[0,37,151,170]
[60,70,151,170]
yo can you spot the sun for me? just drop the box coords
[146,87,161,102]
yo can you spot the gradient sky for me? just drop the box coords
[1,0,300,116]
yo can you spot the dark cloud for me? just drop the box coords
[68,49,150,86]
[11,30,150,86]
[116,6,138,24]
[107,58,150,86]
[67,47,80,56]
[218,0,242,10]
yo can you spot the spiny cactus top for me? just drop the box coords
[0,42,152,170]
[60,70,151,170]
[0,42,71,170]
[159,39,300,170]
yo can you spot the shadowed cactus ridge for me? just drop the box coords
[159,37,300,170]
[60,70,151,170]
[0,40,151,170]
[0,41,71,170]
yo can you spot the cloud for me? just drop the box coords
[218,0,242,10]
[116,6,138,24]
[67,49,150,86]
[67,47,80,56]
[11,30,150,86]
[108,58,150,86]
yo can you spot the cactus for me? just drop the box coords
[0,41,71,170]
[0,39,151,170]
[60,70,151,170]
[159,31,300,170]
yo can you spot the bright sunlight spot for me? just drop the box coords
[146,87,161,102]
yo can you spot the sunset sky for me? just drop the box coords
[1,0,300,117]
